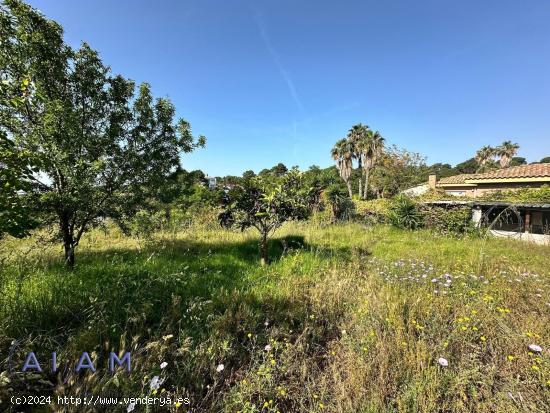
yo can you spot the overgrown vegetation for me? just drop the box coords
[1,222,549,412]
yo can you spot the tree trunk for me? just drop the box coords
[358,173,362,199]
[363,168,370,199]
[60,213,76,268]
[64,242,75,268]
[260,233,269,266]
[346,180,353,199]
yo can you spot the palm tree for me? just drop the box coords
[347,123,370,198]
[474,145,496,172]
[360,130,385,199]
[496,140,519,168]
[331,138,354,198]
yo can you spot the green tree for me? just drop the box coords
[218,169,311,265]
[330,138,354,198]
[369,146,426,198]
[509,157,526,167]
[0,132,38,238]
[539,156,550,163]
[474,145,496,171]
[454,158,478,174]
[0,0,205,266]
[242,170,256,181]
[495,140,519,168]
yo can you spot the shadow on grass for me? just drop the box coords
[1,233,368,348]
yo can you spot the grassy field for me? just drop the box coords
[0,222,549,412]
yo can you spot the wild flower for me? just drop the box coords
[264,344,272,351]
[437,357,449,367]
[127,402,136,412]
[149,376,164,391]
[216,363,225,372]
[160,362,168,369]
[528,344,542,353]
[507,355,515,361]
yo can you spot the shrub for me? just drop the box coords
[420,205,475,235]
[323,185,355,222]
[354,198,391,225]
[130,210,166,247]
[387,195,422,229]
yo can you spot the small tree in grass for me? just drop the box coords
[218,169,311,265]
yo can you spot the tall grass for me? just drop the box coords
[0,222,548,412]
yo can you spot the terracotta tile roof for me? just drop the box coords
[467,163,550,180]
[436,164,550,186]
[437,174,476,185]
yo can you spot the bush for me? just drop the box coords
[323,185,355,222]
[130,210,166,247]
[420,205,475,235]
[354,199,391,225]
[387,195,422,230]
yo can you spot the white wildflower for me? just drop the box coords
[127,402,136,412]
[160,362,168,369]
[216,363,225,372]
[437,357,449,367]
[264,344,272,351]
[528,344,542,353]
[149,375,164,391]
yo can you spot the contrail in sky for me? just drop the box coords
[254,10,304,112]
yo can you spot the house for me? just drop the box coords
[422,164,550,245]
[207,176,217,189]
[429,163,550,197]
[424,200,550,245]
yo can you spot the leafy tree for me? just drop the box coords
[426,163,455,179]
[242,170,256,181]
[539,156,550,164]
[369,146,426,198]
[454,158,478,174]
[0,0,205,266]
[218,169,311,265]
[0,132,38,238]
[509,156,526,167]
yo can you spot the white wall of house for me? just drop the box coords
[489,230,550,246]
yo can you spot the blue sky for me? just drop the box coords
[28,0,550,176]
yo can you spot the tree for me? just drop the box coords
[454,158,478,174]
[0,0,205,267]
[359,129,384,199]
[242,170,256,181]
[427,163,455,179]
[218,169,311,265]
[474,145,496,171]
[369,146,426,198]
[509,157,526,167]
[495,140,519,168]
[347,123,369,198]
[0,132,38,238]
[539,156,550,164]
[330,138,354,198]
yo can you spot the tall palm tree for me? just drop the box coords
[474,145,496,172]
[347,123,370,198]
[360,130,385,199]
[331,138,354,198]
[496,140,519,168]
